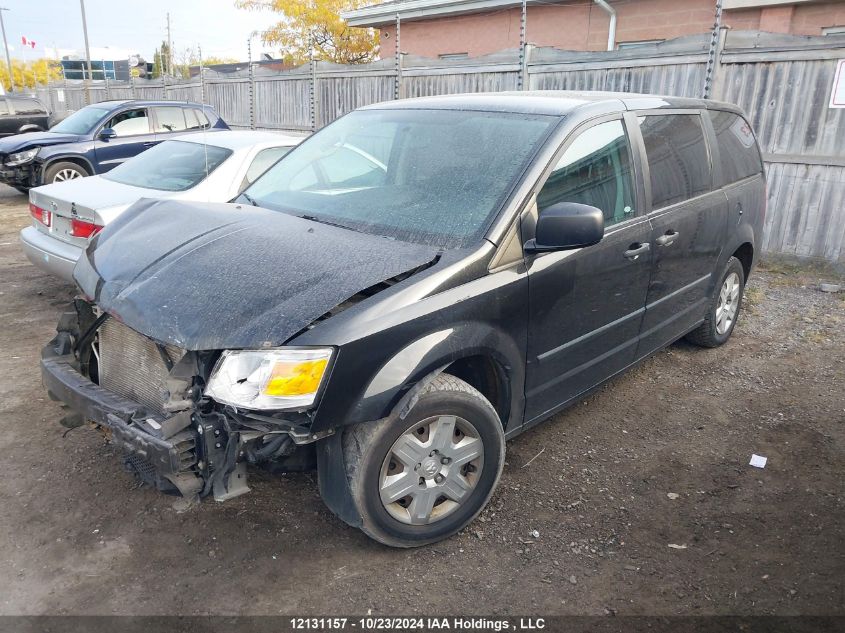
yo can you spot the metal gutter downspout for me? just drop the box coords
[593,0,617,51]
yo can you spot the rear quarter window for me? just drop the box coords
[708,110,763,185]
[638,113,712,210]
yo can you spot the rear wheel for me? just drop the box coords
[686,256,745,348]
[342,374,505,547]
[44,161,89,184]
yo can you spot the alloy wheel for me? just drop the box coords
[53,169,82,182]
[716,272,740,335]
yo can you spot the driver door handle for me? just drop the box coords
[655,230,679,247]
[623,242,650,260]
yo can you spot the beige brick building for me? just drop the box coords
[343,0,845,59]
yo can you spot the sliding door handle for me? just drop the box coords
[623,242,650,260]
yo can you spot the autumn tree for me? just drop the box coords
[236,0,379,65]
[0,59,62,91]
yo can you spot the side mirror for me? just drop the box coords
[99,128,117,140]
[524,202,605,253]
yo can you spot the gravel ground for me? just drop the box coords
[0,185,842,616]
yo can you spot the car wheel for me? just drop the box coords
[686,256,745,348]
[342,374,505,548]
[44,161,89,184]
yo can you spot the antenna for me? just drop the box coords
[166,12,173,78]
[199,44,209,194]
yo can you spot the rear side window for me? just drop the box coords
[185,108,209,130]
[538,120,637,227]
[191,108,210,129]
[638,114,711,210]
[154,107,188,133]
[245,146,293,184]
[708,110,763,184]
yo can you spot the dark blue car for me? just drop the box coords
[0,99,229,191]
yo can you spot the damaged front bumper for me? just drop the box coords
[41,306,329,504]
[0,163,37,189]
[41,351,210,500]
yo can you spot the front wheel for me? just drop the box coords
[342,374,505,547]
[686,256,745,348]
[44,161,89,184]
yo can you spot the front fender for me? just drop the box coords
[38,143,96,171]
[347,321,523,431]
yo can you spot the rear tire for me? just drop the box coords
[686,256,745,348]
[342,374,505,548]
[44,161,89,184]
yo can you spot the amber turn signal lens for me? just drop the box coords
[263,358,328,397]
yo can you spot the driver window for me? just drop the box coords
[106,108,150,137]
[537,120,636,227]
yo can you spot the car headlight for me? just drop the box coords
[205,348,333,410]
[6,148,39,166]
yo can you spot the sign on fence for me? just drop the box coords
[829,59,845,108]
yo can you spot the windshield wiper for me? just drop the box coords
[240,192,259,206]
[298,214,358,232]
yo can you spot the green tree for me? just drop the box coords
[236,0,379,65]
[152,40,172,78]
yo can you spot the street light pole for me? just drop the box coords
[79,0,93,104]
[0,8,15,94]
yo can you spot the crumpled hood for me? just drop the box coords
[0,131,83,153]
[73,198,439,351]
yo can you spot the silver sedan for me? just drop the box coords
[21,130,304,281]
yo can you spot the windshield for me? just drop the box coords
[50,106,110,135]
[103,140,232,191]
[241,109,556,248]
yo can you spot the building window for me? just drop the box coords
[439,52,469,60]
[617,39,665,49]
[822,26,845,35]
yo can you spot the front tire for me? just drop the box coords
[44,161,89,184]
[342,374,505,548]
[686,256,745,348]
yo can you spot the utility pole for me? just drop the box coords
[0,8,14,93]
[166,12,172,77]
[79,0,93,104]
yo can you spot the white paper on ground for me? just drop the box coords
[749,454,768,468]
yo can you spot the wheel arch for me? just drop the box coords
[732,242,754,282]
[348,323,523,433]
[41,155,95,181]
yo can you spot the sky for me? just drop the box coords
[1,0,282,63]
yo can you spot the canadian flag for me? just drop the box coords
[21,36,36,49]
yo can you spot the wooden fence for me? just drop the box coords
[30,30,845,263]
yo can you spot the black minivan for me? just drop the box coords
[42,91,766,547]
